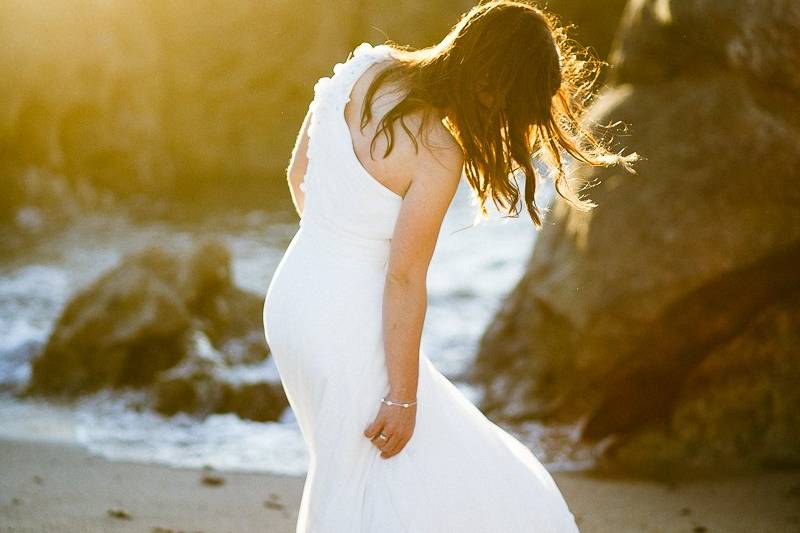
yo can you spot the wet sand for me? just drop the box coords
[1,437,798,532]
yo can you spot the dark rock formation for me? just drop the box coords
[154,333,287,422]
[25,239,284,422]
[581,242,800,441]
[28,245,193,395]
[472,0,800,473]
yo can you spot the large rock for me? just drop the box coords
[26,239,269,397]
[472,0,800,474]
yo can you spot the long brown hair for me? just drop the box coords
[358,0,639,227]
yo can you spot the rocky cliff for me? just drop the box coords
[472,0,800,474]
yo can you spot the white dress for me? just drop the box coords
[263,42,581,533]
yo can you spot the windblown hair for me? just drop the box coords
[357,0,639,226]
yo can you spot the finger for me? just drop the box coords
[382,439,405,458]
[380,434,404,457]
[372,429,392,450]
[363,416,384,439]
[386,430,414,457]
[372,425,395,450]
[379,431,398,450]
[369,425,389,448]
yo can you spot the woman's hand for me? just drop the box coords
[363,400,417,459]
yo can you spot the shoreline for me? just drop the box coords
[1,437,799,532]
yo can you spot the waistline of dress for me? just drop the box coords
[297,217,390,269]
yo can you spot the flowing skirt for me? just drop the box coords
[263,225,580,532]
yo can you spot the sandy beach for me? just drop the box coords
[1,437,798,533]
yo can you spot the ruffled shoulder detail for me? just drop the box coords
[301,42,394,193]
[313,42,392,100]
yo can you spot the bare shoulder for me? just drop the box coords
[395,108,465,193]
[386,108,463,274]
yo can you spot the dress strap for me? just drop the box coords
[303,43,394,193]
[313,42,393,106]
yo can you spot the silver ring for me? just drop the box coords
[377,433,388,441]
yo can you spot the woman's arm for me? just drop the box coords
[364,122,464,459]
[382,152,462,400]
[286,104,313,218]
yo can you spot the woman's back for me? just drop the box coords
[300,43,405,248]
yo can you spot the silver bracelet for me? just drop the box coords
[380,397,417,408]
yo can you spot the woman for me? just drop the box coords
[263,1,638,531]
